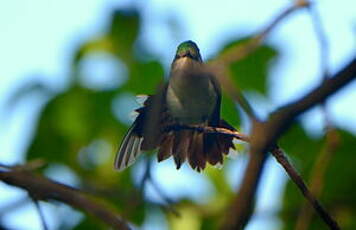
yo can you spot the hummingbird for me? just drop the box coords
[114,40,236,172]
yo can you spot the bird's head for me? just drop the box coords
[174,40,202,63]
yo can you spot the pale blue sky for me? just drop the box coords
[0,0,355,229]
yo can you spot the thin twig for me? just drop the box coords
[165,124,250,142]
[213,0,309,66]
[148,179,180,217]
[295,130,340,230]
[139,156,152,192]
[308,4,331,81]
[139,157,179,216]
[307,1,333,128]
[31,197,49,230]
[271,148,339,230]
[208,1,309,120]
[295,4,338,230]
[0,168,131,230]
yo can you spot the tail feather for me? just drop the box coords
[218,119,236,153]
[159,119,236,171]
[172,131,191,169]
[205,120,236,165]
[188,132,206,172]
[205,134,224,165]
[204,131,235,166]
[157,133,174,162]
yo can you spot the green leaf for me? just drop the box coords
[220,38,278,95]
[73,216,105,230]
[122,60,164,94]
[279,125,356,230]
[109,9,140,61]
[26,86,125,170]
[220,94,240,128]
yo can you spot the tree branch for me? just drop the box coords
[0,167,131,230]
[223,57,355,230]
[295,4,337,229]
[169,124,339,230]
[271,148,339,230]
[264,57,356,151]
[233,57,356,230]
[165,124,250,142]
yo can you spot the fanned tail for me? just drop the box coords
[157,119,236,172]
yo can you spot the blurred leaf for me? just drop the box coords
[109,9,140,61]
[122,60,164,94]
[200,216,219,230]
[220,93,240,128]
[73,38,113,66]
[220,38,278,95]
[279,125,356,230]
[72,8,141,83]
[205,167,233,199]
[73,216,105,230]
[278,124,321,223]
[168,203,201,230]
[26,86,125,171]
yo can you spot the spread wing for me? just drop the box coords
[114,84,170,170]
[114,123,143,171]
